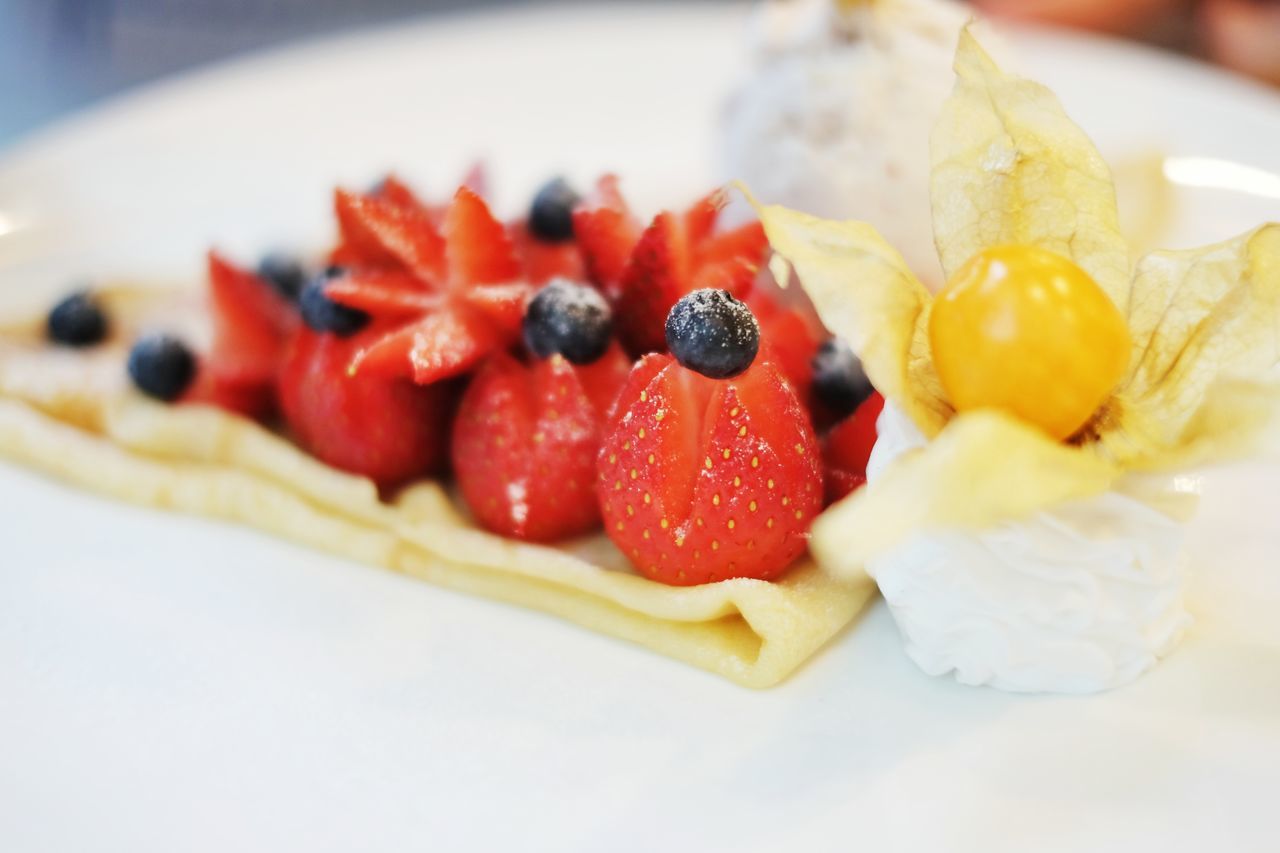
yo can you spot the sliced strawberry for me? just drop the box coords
[182,362,277,420]
[444,185,521,288]
[201,251,298,419]
[696,220,768,268]
[510,220,586,284]
[351,305,503,384]
[575,342,635,416]
[461,281,532,333]
[823,392,884,504]
[453,346,631,542]
[613,193,770,357]
[325,270,445,317]
[332,189,446,283]
[597,354,822,585]
[683,189,725,245]
[278,326,453,488]
[572,175,641,301]
[746,287,826,408]
[375,174,431,213]
[616,211,690,354]
[341,187,531,386]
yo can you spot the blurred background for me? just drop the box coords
[1,0,1278,149]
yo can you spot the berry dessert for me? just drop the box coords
[452,280,631,542]
[0,171,875,689]
[574,179,770,354]
[753,29,1280,692]
[598,290,822,585]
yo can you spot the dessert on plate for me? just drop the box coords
[753,29,1280,692]
[2,19,1274,696]
[0,172,879,689]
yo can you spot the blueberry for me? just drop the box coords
[811,337,873,417]
[523,279,613,365]
[47,290,108,347]
[528,177,580,243]
[299,267,369,337]
[664,289,759,380]
[127,334,196,402]
[257,252,307,301]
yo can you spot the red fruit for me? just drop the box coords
[330,186,534,385]
[202,251,298,418]
[823,392,884,504]
[331,189,446,282]
[597,354,822,585]
[510,220,586,284]
[572,175,641,301]
[746,287,826,406]
[615,195,770,355]
[453,345,631,541]
[182,362,276,419]
[278,326,452,488]
[376,174,432,213]
[206,252,296,382]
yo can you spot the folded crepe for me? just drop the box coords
[0,285,873,688]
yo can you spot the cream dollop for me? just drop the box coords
[865,403,1195,693]
[720,0,972,286]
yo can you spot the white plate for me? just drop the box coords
[2,5,1279,851]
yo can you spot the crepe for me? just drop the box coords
[0,285,873,688]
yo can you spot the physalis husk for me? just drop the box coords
[748,29,1280,576]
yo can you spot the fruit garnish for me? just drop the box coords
[510,220,587,284]
[256,252,307,302]
[278,325,451,488]
[823,391,884,504]
[522,279,614,365]
[299,267,371,337]
[181,363,277,418]
[930,245,1130,440]
[453,345,631,542]
[330,178,445,275]
[614,192,769,355]
[528,177,580,243]
[748,28,1280,575]
[47,290,108,347]
[811,336,873,420]
[128,334,196,402]
[745,285,826,407]
[664,288,759,379]
[204,251,298,418]
[596,351,822,585]
[330,186,534,385]
[571,175,641,301]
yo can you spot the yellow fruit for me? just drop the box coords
[929,245,1130,440]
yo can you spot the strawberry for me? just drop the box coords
[510,220,586,284]
[823,392,884,504]
[277,325,453,488]
[331,188,446,282]
[572,175,641,302]
[326,186,534,385]
[746,286,826,409]
[612,191,770,355]
[597,354,822,585]
[452,345,631,541]
[182,362,277,419]
[202,251,298,418]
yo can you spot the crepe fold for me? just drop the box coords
[0,287,872,688]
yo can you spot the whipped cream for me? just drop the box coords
[720,0,972,286]
[865,403,1196,693]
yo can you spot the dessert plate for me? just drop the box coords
[1,4,1278,851]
